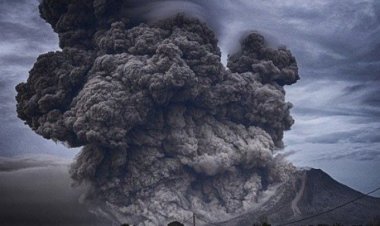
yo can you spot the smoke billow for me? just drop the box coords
[16,0,299,225]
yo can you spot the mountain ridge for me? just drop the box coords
[217,168,380,225]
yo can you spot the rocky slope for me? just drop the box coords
[217,168,380,225]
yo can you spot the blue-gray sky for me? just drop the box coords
[0,0,380,225]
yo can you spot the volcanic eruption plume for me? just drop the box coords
[16,0,299,225]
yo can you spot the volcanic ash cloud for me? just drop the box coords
[16,0,299,225]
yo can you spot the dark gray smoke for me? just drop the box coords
[16,0,299,224]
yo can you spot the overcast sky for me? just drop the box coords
[0,0,380,225]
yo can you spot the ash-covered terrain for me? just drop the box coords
[220,168,380,225]
[15,0,380,225]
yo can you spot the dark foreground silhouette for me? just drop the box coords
[121,222,380,226]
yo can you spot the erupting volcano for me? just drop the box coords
[15,0,380,225]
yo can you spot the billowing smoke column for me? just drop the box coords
[16,0,299,225]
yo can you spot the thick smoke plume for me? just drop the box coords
[16,0,299,225]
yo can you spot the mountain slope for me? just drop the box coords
[219,169,380,225]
